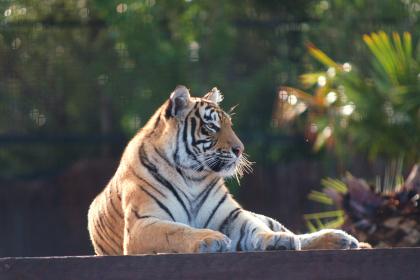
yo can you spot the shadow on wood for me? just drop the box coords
[1,248,419,280]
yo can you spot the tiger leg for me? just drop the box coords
[252,213,359,250]
[251,213,293,233]
[217,209,300,251]
[124,212,231,254]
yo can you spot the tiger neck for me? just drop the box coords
[164,144,221,184]
[140,140,223,195]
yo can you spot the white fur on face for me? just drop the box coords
[203,87,224,104]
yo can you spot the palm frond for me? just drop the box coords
[308,190,333,205]
[363,31,415,85]
[303,210,345,232]
[306,42,339,68]
[321,177,348,193]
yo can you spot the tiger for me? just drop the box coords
[87,85,361,255]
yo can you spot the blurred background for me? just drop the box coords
[0,0,419,257]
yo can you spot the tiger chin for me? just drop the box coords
[87,85,361,255]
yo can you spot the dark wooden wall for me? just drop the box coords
[1,248,419,280]
[238,160,324,231]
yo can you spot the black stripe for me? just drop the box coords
[182,114,192,156]
[99,201,122,239]
[273,236,284,248]
[195,109,202,119]
[109,193,124,219]
[182,112,203,171]
[201,127,210,136]
[98,215,121,249]
[187,174,207,182]
[194,139,212,145]
[190,117,198,145]
[140,186,175,221]
[196,178,220,202]
[129,165,167,198]
[175,166,186,180]
[154,146,172,166]
[203,110,213,121]
[145,113,162,138]
[173,127,181,165]
[165,100,172,118]
[100,214,123,240]
[197,113,211,136]
[243,225,255,251]
[202,139,216,152]
[104,216,123,240]
[152,115,161,130]
[219,208,242,234]
[154,146,186,181]
[94,239,109,255]
[192,179,221,216]
[104,192,119,224]
[132,209,153,220]
[189,117,201,153]
[236,222,247,251]
[268,218,275,231]
[174,126,201,175]
[145,183,167,198]
[111,179,122,201]
[94,219,119,255]
[106,210,119,224]
[197,179,223,207]
[139,145,191,221]
[99,216,121,245]
[142,146,190,206]
[203,192,228,228]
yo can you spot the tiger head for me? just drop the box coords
[158,85,251,178]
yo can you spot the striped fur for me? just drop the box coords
[87,85,360,255]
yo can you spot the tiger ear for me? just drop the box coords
[203,87,224,104]
[167,85,191,118]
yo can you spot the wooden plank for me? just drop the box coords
[0,248,419,280]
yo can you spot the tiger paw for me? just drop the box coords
[316,229,359,249]
[189,230,231,253]
[253,231,301,251]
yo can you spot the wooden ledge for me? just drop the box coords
[1,248,419,280]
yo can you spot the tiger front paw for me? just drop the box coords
[189,230,231,253]
[253,231,301,251]
[316,229,359,249]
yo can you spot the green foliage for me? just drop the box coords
[0,0,317,178]
[305,177,348,232]
[304,210,345,232]
[0,1,418,178]
[280,31,420,166]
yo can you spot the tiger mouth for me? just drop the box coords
[207,157,237,172]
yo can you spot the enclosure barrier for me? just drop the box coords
[1,248,419,280]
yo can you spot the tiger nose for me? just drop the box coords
[231,144,244,157]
